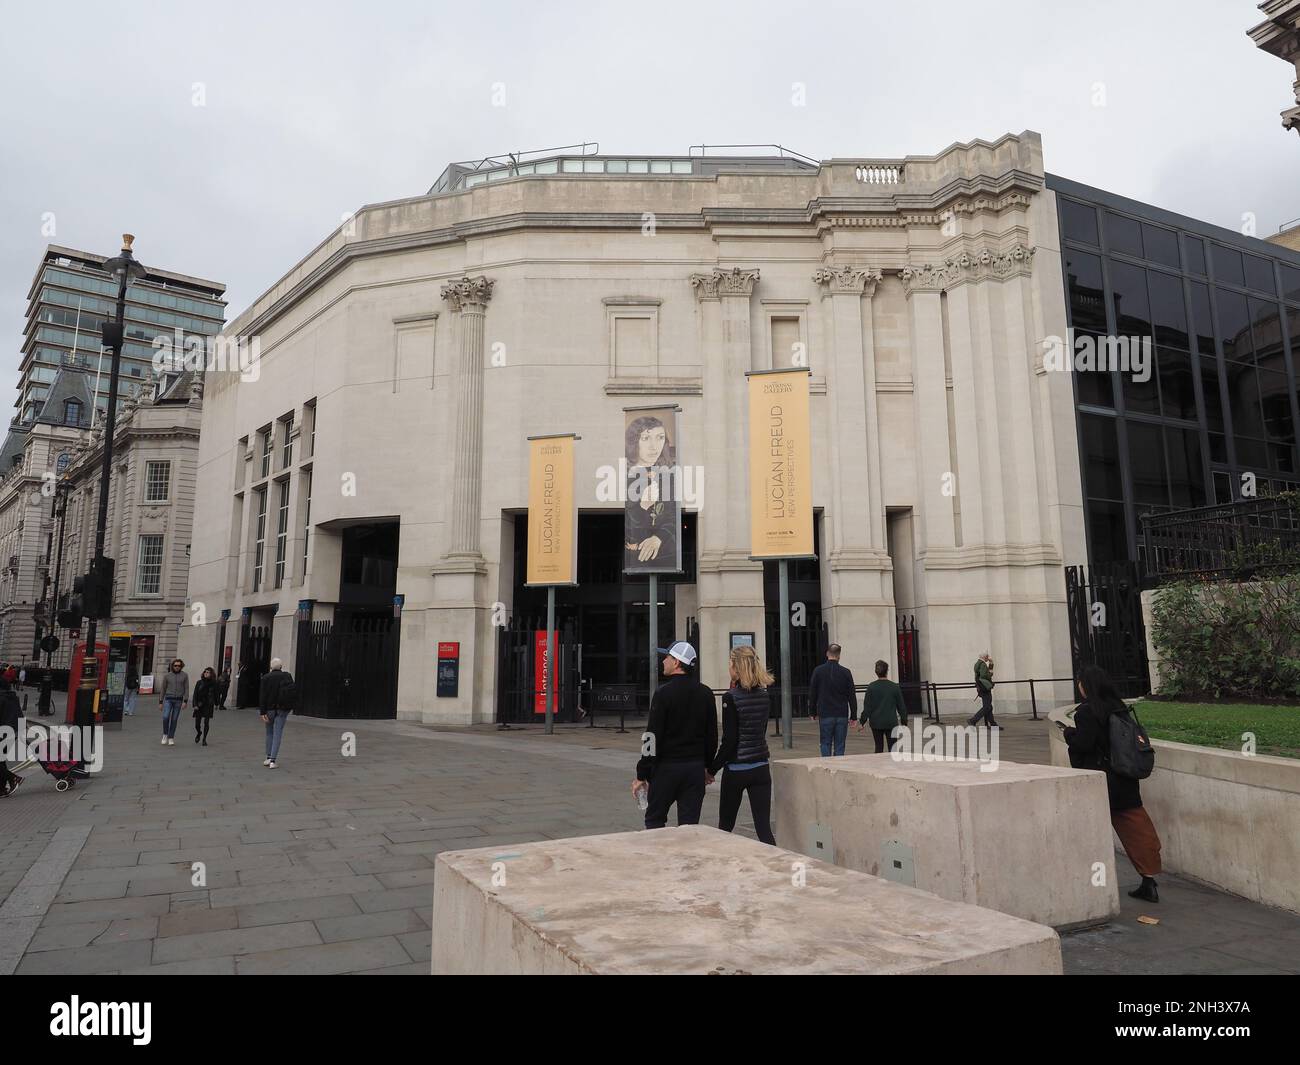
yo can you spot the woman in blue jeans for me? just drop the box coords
[158,659,190,746]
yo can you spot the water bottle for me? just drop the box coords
[635,782,648,812]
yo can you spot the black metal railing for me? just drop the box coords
[1141,494,1300,584]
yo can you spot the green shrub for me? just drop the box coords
[1149,574,1300,700]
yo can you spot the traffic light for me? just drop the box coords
[83,557,115,619]
[57,577,84,630]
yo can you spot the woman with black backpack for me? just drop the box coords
[1063,664,1162,903]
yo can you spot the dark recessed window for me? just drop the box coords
[1215,288,1252,363]
[1157,348,1196,421]
[1226,364,1265,438]
[1065,251,1107,332]
[1251,299,1285,373]
[1212,245,1245,287]
[1127,422,1168,506]
[1260,370,1293,442]
[1123,365,1160,416]
[1110,261,1151,337]
[1213,471,1232,503]
[1142,224,1180,268]
[1199,357,1225,432]
[1105,212,1143,257]
[1081,414,1123,499]
[1087,499,1127,564]
[1166,426,1206,508]
[1209,433,1229,465]
[1147,271,1188,349]
[1271,443,1296,474]
[1281,263,1300,303]
[1244,254,1275,295]
[63,399,81,426]
[1235,436,1269,470]
[1185,236,1207,276]
[1074,337,1115,408]
[1060,199,1099,245]
[1189,282,1216,356]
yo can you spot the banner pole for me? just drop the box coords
[780,558,793,749]
[648,573,658,709]
[545,586,556,735]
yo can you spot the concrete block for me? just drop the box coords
[771,754,1119,929]
[431,826,1061,975]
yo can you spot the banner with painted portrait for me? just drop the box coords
[623,405,683,574]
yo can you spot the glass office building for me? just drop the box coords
[1048,175,1300,565]
[19,245,226,425]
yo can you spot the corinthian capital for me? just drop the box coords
[715,266,760,298]
[689,272,721,301]
[440,275,496,313]
[813,265,883,296]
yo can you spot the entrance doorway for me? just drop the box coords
[505,511,697,720]
[762,513,823,717]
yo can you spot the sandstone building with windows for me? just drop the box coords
[180,132,1095,722]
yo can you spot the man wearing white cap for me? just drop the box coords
[631,641,718,829]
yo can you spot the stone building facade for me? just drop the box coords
[180,131,1086,722]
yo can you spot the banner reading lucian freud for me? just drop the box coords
[623,405,683,574]
[747,367,814,559]
[526,434,578,586]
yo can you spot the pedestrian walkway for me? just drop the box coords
[0,705,1295,974]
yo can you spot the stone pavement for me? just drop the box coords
[0,703,1297,974]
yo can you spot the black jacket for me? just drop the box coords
[259,670,294,714]
[192,677,218,717]
[711,685,771,772]
[808,660,856,718]
[636,673,717,781]
[1064,698,1142,811]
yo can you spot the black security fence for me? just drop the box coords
[1141,493,1300,583]
[295,612,400,719]
[1065,561,1150,698]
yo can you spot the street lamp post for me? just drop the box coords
[36,479,69,716]
[76,234,145,723]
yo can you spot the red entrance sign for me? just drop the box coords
[437,642,459,660]
[533,630,559,715]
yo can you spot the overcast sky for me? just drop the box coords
[1,0,1296,392]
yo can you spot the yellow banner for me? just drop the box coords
[526,435,578,585]
[748,368,814,558]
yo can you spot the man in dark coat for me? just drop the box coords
[631,642,717,829]
[808,643,856,756]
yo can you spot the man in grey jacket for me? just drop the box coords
[159,659,189,746]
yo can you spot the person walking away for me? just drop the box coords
[631,642,717,829]
[808,643,856,756]
[859,659,908,753]
[18,666,26,691]
[192,667,218,745]
[710,644,776,845]
[217,668,231,711]
[1064,665,1162,903]
[159,659,189,745]
[123,666,139,717]
[259,658,297,768]
[968,652,999,728]
[0,676,23,796]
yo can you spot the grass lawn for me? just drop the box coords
[1133,701,1300,759]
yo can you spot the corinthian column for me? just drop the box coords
[440,275,495,559]
[691,266,764,688]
